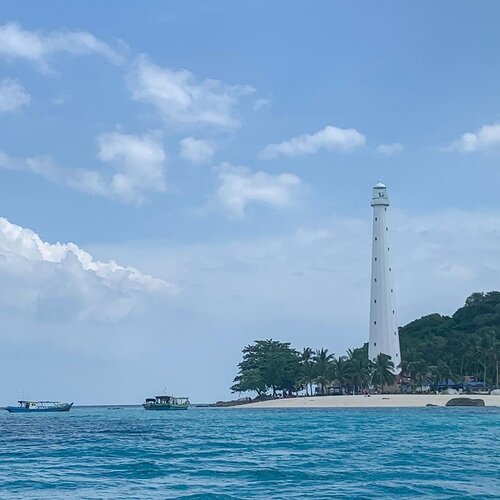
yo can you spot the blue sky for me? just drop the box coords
[2,2,500,404]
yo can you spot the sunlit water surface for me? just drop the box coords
[0,406,499,498]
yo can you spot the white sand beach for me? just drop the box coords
[238,394,500,408]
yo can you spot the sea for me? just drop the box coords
[0,406,499,499]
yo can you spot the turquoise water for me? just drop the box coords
[0,407,499,499]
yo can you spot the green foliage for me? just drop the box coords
[400,291,500,387]
[371,353,395,391]
[231,292,500,396]
[230,339,301,396]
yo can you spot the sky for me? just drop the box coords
[2,1,500,404]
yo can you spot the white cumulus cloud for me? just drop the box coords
[127,55,255,128]
[213,162,301,217]
[0,217,172,322]
[259,125,366,159]
[0,131,167,204]
[0,78,30,112]
[0,21,124,72]
[376,143,404,156]
[179,137,216,164]
[97,131,167,202]
[444,123,500,153]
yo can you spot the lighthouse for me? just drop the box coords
[369,182,401,373]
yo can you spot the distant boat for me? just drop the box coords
[4,401,73,413]
[143,395,190,410]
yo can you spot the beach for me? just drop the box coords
[237,394,500,408]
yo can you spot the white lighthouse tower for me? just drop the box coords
[369,182,401,373]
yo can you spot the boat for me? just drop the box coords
[143,395,190,410]
[4,401,73,413]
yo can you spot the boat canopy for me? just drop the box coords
[18,400,62,404]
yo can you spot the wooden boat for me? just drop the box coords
[143,395,189,410]
[4,401,73,413]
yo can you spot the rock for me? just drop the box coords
[426,403,438,407]
[445,397,485,407]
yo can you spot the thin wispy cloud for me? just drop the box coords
[254,98,271,110]
[127,55,255,128]
[259,125,366,159]
[0,22,124,72]
[0,131,167,203]
[443,123,500,153]
[0,78,30,112]
[213,162,301,217]
[376,143,404,156]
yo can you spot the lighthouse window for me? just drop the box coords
[374,237,377,241]
[385,208,387,211]
[374,257,377,261]
[374,342,377,347]
[375,217,377,221]
[392,310,394,314]
[389,267,391,271]
[374,299,377,303]
[391,289,393,292]
[396,353,398,357]
[374,321,376,325]
[374,278,377,282]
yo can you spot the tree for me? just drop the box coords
[299,347,315,396]
[313,348,335,395]
[370,354,395,393]
[231,339,301,397]
[475,331,495,386]
[345,349,371,393]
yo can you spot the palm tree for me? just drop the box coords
[313,348,335,395]
[493,339,500,389]
[370,354,395,393]
[475,333,495,387]
[345,355,370,393]
[300,347,315,396]
[334,355,349,388]
[429,360,456,390]
[413,360,430,392]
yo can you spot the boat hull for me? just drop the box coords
[4,403,73,413]
[143,404,189,411]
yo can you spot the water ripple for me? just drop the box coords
[0,407,499,498]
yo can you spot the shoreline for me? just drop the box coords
[233,394,500,408]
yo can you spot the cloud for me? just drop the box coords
[259,125,366,159]
[127,55,255,128]
[3,206,500,403]
[213,162,301,216]
[0,21,124,72]
[254,98,271,110]
[179,137,216,164]
[0,217,172,323]
[443,123,500,153]
[97,131,167,202]
[0,131,167,203]
[376,142,404,156]
[0,78,30,112]
[80,206,500,403]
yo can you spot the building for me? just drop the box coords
[368,182,401,373]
